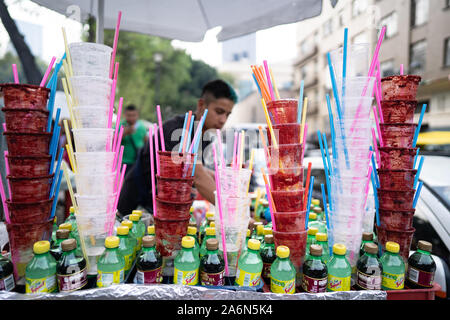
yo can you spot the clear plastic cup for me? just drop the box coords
[362,194,376,234]
[332,154,371,177]
[377,169,417,190]
[70,76,113,108]
[267,123,302,146]
[0,83,50,111]
[73,106,110,128]
[158,151,195,178]
[271,189,305,213]
[273,210,307,232]
[330,195,366,216]
[75,193,117,215]
[379,209,415,230]
[330,230,363,267]
[214,192,250,226]
[329,43,370,82]
[336,76,376,101]
[69,42,113,78]
[340,97,374,119]
[330,175,368,195]
[74,152,115,175]
[8,174,53,202]
[335,118,372,140]
[217,167,252,198]
[72,128,113,152]
[74,172,116,196]
[377,189,415,211]
[4,132,52,156]
[6,198,53,224]
[3,108,49,133]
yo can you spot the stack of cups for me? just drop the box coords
[328,43,375,267]
[266,99,307,283]
[68,42,118,275]
[154,151,195,259]
[0,83,55,281]
[376,74,422,262]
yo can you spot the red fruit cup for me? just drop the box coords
[379,209,415,231]
[266,99,298,125]
[3,108,49,133]
[271,189,305,213]
[154,216,190,258]
[268,144,303,169]
[158,151,194,178]
[3,132,52,157]
[380,123,417,148]
[156,176,194,202]
[6,198,54,224]
[376,225,415,263]
[377,169,417,191]
[381,75,421,101]
[377,189,415,211]
[268,166,304,191]
[273,230,308,272]
[273,210,307,232]
[0,83,50,111]
[8,174,53,202]
[155,197,193,220]
[381,100,417,124]
[6,155,51,177]
[379,147,417,170]
[267,123,302,146]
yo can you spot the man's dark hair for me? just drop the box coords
[125,104,137,112]
[201,79,238,104]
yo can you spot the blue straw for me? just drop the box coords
[50,147,64,198]
[317,130,333,211]
[178,113,188,153]
[326,94,337,160]
[413,181,423,209]
[297,80,304,123]
[412,104,427,148]
[342,28,348,114]
[370,169,380,227]
[49,124,60,169]
[369,147,380,188]
[46,53,66,89]
[413,156,424,189]
[186,115,195,152]
[413,148,420,169]
[252,74,262,98]
[46,78,57,132]
[321,183,330,231]
[51,107,61,138]
[49,169,63,219]
[191,110,208,176]
[305,176,315,229]
[322,133,333,175]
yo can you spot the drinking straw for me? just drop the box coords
[149,127,157,218]
[112,126,124,172]
[156,105,165,151]
[376,60,382,98]
[400,64,404,75]
[12,64,18,83]
[413,148,420,169]
[363,166,373,209]
[62,78,76,129]
[63,120,77,173]
[46,53,65,89]
[252,73,263,98]
[301,123,308,164]
[62,27,73,77]
[258,126,271,171]
[256,65,272,103]
[342,28,348,109]
[0,170,10,224]
[261,99,278,149]
[245,149,256,196]
[186,115,195,153]
[413,156,424,190]
[232,131,238,168]
[320,183,330,230]
[412,104,427,148]
[216,129,225,169]
[373,105,384,147]
[190,110,208,176]
[212,144,229,276]
[370,168,380,227]
[251,66,270,103]
[107,77,118,133]
[322,133,333,175]
[297,80,305,123]
[178,113,188,153]
[305,176,315,229]
[374,74,384,123]
[261,169,276,230]
[50,147,64,198]
[62,59,77,106]
[62,162,77,211]
[370,147,380,188]
[325,94,337,160]
[114,146,124,190]
[46,81,58,132]
[181,111,193,153]
[3,151,11,198]
[299,97,308,146]
[112,164,127,220]
[109,11,122,79]
[371,128,381,167]
[40,56,56,87]
[269,67,280,100]
[154,124,160,175]
[240,130,245,169]
[263,60,275,101]
[303,162,312,211]
[49,169,63,219]
[112,97,123,154]
[317,130,332,211]
[413,181,423,209]
[236,132,243,170]
[317,130,329,176]
[49,125,60,174]
[49,107,60,153]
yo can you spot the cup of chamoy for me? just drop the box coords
[380,123,417,148]
[266,99,298,125]
[380,100,417,124]
[381,75,421,101]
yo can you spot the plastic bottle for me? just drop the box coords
[270,245,296,294]
[50,229,71,261]
[255,224,264,243]
[129,213,145,251]
[360,232,375,257]
[326,243,352,292]
[51,216,58,244]
[187,226,200,257]
[0,255,15,292]
[355,243,382,290]
[380,241,405,290]
[174,236,200,285]
[406,240,436,289]
[147,225,155,237]
[252,221,263,239]
[315,232,330,264]
[200,238,225,286]
[56,239,88,292]
[65,207,80,245]
[200,227,216,258]
[121,220,138,261]
[116,226,135,273]
[305,227,318,256]
[240,229,252,257]
[131,210,146,237]
[25,241,57,293]
[96,236,125,288]
[260,234,276,284]
[313,206,324,222]
[235,239,263,287]
[308,213,327,234]
[302,244,328,293]
[199,212,215,244]
[136,235,163,284]
[189,207,197,227]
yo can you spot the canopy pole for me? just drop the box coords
[96,0,104,44]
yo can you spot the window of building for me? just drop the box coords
[410,40,427,75]
[323,19,333,37]
[339,10,345,27]
[352,0,368,17]
[444,37,450,67]
[411,0,429,27]
[380,60,396,77]
[352,31,368,44]
[446,0,450,9]
[301,65,308,79]
[380,12,398,39]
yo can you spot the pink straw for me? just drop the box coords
[107,63,119,131]
[4,151,12,197]
[232,131,238,168]
[400,64,404,75]
[236,132,242,170]
[114,146,124,190]
[216,129,225,169]
[12,64,19,84]
[111,164,127,223]
[154,124,160,175]
[112,97,123,153]
[263,60,275,101]
[371,128,381,166]
[376,59,382,96]
[374,75,384,123]
[0,172,10,224]
[149,127,157,218]
[263,173,276,231]
[212,144,229,276]
[109,11,122,79]
[156,105,165,152]
[112,127,124,172]
[188,111,207,154]
[39,56,56,87]
[373,105,384,147]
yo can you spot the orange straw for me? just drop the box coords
[303,162,312,211]
[261,169,276,212]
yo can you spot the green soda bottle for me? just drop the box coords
[58,223,82,257]
[147,225,155,237]
[305,227,318,256]
[56,239,88,292]
[131,210,146,237]
[116,226,135,274]
[270,246,296,294]
[25,241,57,294]
[129,214,145,251]
[360,232,375,257]
[199,212,215,244]
[315,233,330,264]
[187,226,200,257]
[302,244,328,293]
[174,236,200,285]
[189,207,197,226]
[308,213,327,234]
[240,229,252,257]
[327,244,352,292]
[50,229,71,261]
[255,224,264,243]
[96,236,125,288]
[380,241,405,290]
[406,240,436,289]
[251,221,263,238]
[355,243,382,290]
[136,236,163,284]
[65,207,80,243]
[235,239,263,287]
[200,227,216,258]
[313,206,324,222]
[51,216,58,244]
[260,235,276,284]
[121,220,138,261]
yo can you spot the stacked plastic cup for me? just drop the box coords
[376,74,422,262]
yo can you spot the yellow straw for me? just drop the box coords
[62,27,73,77]
[62,78,77,129]
[65,144,77,174]
[245,148,256,196]
[62,60,77,106]
[254,187,262,222]
[63,120,77,173]
[261,98,278,149]
[299,97,308,145]
[269,67,280,100]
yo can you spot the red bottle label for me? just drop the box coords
[302,274,327,293]
[407,266,434,288]
[0,274,15,291]
[136,267,163,284]
[57,268,87,292]
[356,270,381,290]
[200,270,225,286]
[262,263,272,280]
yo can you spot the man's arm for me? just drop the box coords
[193,162,216,205]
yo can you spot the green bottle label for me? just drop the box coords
[235,268,261,287]
[124,253,133,271]
[174,268,198,285]
[271,276,295,294]
[25,275,56,294]
[382,271,404,290]
[96,268,124,287]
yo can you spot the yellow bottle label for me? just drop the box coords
[96,268,124,287]
[124,253,133,271]
[270,276,295,294]
[136,237,142,250]
[382,271,404,290]
[174,268,198,285]
[235,268,261,287]
[25,275,57,294]
[327,274,351,291]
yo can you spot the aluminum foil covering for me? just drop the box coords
[0,284,386,300]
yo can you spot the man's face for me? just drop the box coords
[125,110,139,125]
[200,98,234,130]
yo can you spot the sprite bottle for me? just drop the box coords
[116,226,135,274]
[131,210,146,237]
[136,236,163,284]
[380,241,405,290]
[200,227,216,258]
[129,214,145,251]
[25,241,57,294]
[235,239,263,287]
[187,226,200,257]
[199,212,215,244]
[50,229,71,261]
[174,236,200,285]
[96,236,125,288]
[51,216,58,244]
[147,225,155,237]
[270,246,296,294]
[327,244,352,292]
[121,220,138,261]
[308,213,327,234]
[315,232,330,264]
[305,227,318,256]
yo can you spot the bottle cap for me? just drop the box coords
[69,206,75,214]
[311,199,320,206]
[307,227,318,235]
[210,222,215,228]
[418,240,432,252]
[61,239,77,252]
[205,212,214,218]
[187,226,197,236]
[121,220,133,229]
[105,236,120,249]
[246,229,251,237]
[263,228,272,236]
[310,244,323,257]
[53,216,57,223]
[385,241,399,253]
[188,221,197,228]
[147,225,155,234]
[56,229,70,240]
[276,246,290,258]
[364,243,378,255]
[129,213,140,222]
[362,232,373,241]
[33,241,50,254]
[256,224,264,235]
[59,223,72,231]
[264,234,274,244]
[132,210,143,218]
[205,227,215,236]
[309,212,317,220]
[315,232,327,242]
[247,239,260,251]
[117,226,129,236]
[206,238,219,251]
[142,235,155,248]
[189,207,194,213]
[333,243,347,255]
[182,236,195,248]
[313,207,322,214]
[253,221,263,227]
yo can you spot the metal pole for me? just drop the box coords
[96,0,104,44]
